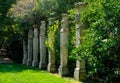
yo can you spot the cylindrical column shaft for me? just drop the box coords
[27,27,33,66]
[32,25,39,67]
[39,21,47,69]
[23,39,28,65]
[58,13,69,76]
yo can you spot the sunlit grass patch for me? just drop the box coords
[0,63,84,83]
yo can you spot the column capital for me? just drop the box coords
[61,13,68,21]
[75,2,85,13]
[61,13,68,32]
[75,2,85,8]
[33,25,38,38]
[33,25,38,29]
[40,21,45,29]
[40,21,46,36]
[49,18,55,25]
[28,27,33,39]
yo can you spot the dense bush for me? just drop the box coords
[73,0,120,82]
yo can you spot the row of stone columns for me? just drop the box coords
[23,21,47,69]
[23,13,69,75]
[22,1,86,81]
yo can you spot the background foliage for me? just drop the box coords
[0,0,16,47]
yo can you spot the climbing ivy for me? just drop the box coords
[46,20,59,52]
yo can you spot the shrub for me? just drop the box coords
[73,0,120,82]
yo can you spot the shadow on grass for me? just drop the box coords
[0,63,42,73]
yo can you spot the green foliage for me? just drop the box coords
[9,0,34,23]
[0,0,16,26]
[68,9,76,54]
[9,0,35,37]
[46,20,60,67]
[73,0,120,82]
[46,20,59,51]
[34,0,82,18]
[0,0,27,62]
[0,0,17,46]
[0,0,32,47]
[67,9,76,76]
[34,0,58,18]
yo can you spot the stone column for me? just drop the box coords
[32,25,39,67]
[74,2,86,80]
[23,39,28,64]
[47,18,56,73]
[58,13,69,76]
[27,27,33,66]
[39,21,47,69]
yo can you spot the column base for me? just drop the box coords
[32,60,38,67]
[47,63,56,73]
[74,67,86,80]
[27,59,32,66]
[23,58,27,65]
[58,66,69,76]
[39,62,47,69]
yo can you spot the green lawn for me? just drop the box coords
[0,63,85,83]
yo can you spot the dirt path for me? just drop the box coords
[0,48,13,63]
[0,58,13,63]
[0,55,13,63]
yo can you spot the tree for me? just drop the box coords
[0,0,16,47]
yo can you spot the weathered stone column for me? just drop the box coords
[32,25,39,67]
[74,2,86,80]
[23,39,28,64]
[47,18,56,73]
[39,21,47,69]
[58,13,69,76]
[27,27,33,66]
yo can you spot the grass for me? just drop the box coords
[0,63,86,83]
